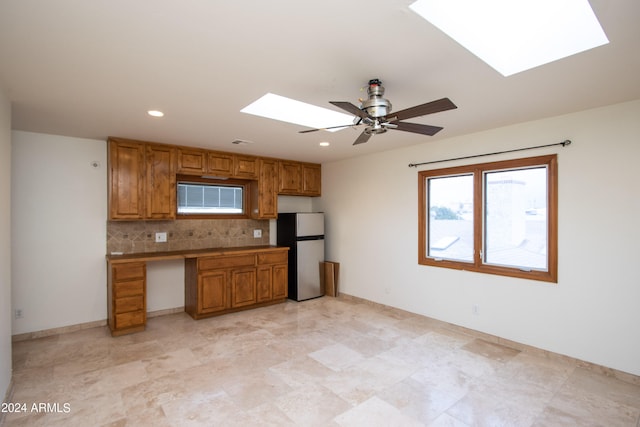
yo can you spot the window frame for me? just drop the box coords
[176,175,251,220]
[418,154,558,283]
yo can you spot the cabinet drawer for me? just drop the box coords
[114,296,144,314]
[198,254,255,270]
[257,251,288,265]
[114,279,144,298]
[114,311,145,329]
[113,263,145,281]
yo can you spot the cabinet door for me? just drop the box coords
[234,155,258,179]
[207,151,234,176]
[253,158,278,219]
[109,139,145,219]
[146,144,176,219]
[177,148,207,175]
[256,266,272,303]
[278,161,302,194]
[302,163,321,196]
[231,268,257,307]
[272,264,288,299]
[199,270,229,313]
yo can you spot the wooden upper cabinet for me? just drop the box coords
[177,148,207,175]
[109,138,175,220]
[233,155,258,180]
[251,158,278,219]
[109,137,321,221]
[278,160,321,196]
[146,144,176,219]
[180,149,257,179]
[302,163,321,196]
[109,139,145,219]
[278,160,302,195]
[207,151,234,176]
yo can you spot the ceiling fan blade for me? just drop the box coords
[386,98,457,122]
[352,130,372,145]
[329,101,369,119]
[298,123,357,134]
[393,121,444,136]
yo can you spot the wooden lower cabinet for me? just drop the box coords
[107,247,289,335]
[198,269,229,314]
[185,248,288,320]
[231,268,257,307]
[256,251,288,302]
[272,264,288,299]
[108,262,146,336]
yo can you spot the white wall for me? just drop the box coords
[0,88,13,401]
[315,99,640,376]
[146,259,184,312]
[11,132,107,334]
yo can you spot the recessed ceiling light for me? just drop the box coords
[241,93,353,132]
[409,0,609,76]
[319,142,330,147]
[147,110,164,117]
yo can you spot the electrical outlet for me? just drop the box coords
[253,229,262,238]
[155,232,167,243]
[15,309,23,319]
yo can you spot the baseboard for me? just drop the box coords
[11,307,186,342]
[337,293,640,387]
[147,306,185,318]
[0,377,14,426]
[11,319,107,342]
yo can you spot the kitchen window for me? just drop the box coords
[418,154,557,282]
[177,176,249,218]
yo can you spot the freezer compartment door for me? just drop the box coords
[296,239,325,300]
[296,213,324,238]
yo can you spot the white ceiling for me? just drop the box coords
[1,0,639,164]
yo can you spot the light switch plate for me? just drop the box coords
[155,232,167,243]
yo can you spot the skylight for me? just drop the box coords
[409,0,609,76]
[241,93,354,132]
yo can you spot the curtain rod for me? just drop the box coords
[408,139,572,168]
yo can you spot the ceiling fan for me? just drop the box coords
[300,79,457,145]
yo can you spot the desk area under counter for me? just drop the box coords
[106,246,289,336]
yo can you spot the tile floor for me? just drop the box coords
[4,296,640,426]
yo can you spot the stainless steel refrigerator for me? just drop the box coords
[277,212,325,301]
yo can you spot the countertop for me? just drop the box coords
[106,245,289,263]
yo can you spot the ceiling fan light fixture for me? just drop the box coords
[365,120,388,136]
[360,79,392,118]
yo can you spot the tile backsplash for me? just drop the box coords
[107,218,270,254]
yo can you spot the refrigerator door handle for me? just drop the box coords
[297,235,324,241]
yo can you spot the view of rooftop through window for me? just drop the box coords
[427,166,548,271]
